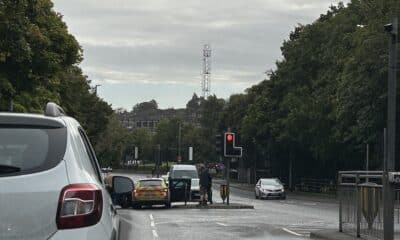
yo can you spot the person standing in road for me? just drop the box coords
[207,170,213,204]
[199,165,210,206]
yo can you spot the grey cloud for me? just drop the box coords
[53,0,348,108]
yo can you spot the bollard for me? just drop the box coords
[360,183,380,230]
[220,184,228,204]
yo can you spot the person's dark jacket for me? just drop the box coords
[199,169,210,188]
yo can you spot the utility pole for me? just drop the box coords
[289,156,293,191]
[153,144,161,177]
[178,123,182,162]
[9,99,13,112]
[383,17,397,240]
[226,158,231,205]
[366,143,370,182]
[366,143,369,172]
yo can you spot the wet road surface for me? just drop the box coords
[116,173,338,240]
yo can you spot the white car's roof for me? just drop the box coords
[172,164,197,170]
[140,178,163,181]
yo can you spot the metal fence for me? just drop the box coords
[295,178,336,194]
[338,171,400,240]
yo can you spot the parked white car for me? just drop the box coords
[0,103,132,240]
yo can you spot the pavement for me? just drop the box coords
[310,230,400,240]
[116,172,339,240]
[310,230,360,240]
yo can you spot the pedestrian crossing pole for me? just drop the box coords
[226,158,231,205]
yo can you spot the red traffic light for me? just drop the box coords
[226,134,233,142]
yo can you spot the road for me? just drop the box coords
[117,173,338,240]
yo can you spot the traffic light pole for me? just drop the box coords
[226,158,230,205]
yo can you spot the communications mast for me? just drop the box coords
[202,44,211,98]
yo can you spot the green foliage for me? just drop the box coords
[95,115,129,167]
[0,0,81,111]
[0,0,117,166]
[58,66,113,146]
[132,99,158,113]
[186,93,201,111]
[226,0,400,180]
[130,128,153,161]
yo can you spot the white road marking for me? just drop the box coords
[216,222,228,227]
[290,228,323,231]
[152,229,159,238]
[149,214,158,238]
[282,227,304,237]
[302,202,317,206]
[310,220,325,224]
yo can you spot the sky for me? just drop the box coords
[52,0,348,110]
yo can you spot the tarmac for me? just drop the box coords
[172,202,254,209]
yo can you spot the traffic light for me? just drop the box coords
[224,132,243,157]
[215,134,223,155]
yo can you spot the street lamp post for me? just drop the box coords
[383,17,398,240]
[93,84,101,96]
[178,123,182,162]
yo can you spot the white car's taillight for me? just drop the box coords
[56,184,103,229]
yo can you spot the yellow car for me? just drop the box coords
[132,178,171,208]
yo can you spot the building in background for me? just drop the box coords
[116,97,202,133]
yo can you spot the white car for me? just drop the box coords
[255,178,286,200]
[0,103,132,240]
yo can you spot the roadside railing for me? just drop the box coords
[295,178,336,194]
[338,171,400,240]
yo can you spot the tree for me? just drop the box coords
[0,0,81,112]
[0,0,119,166]
[152,118,183,161]
[237,1,400,181]
[186,93,201,111]
[95,115,129,167]
[58,66,113,145]
[130,128,153,162]
[132,100,158,113]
